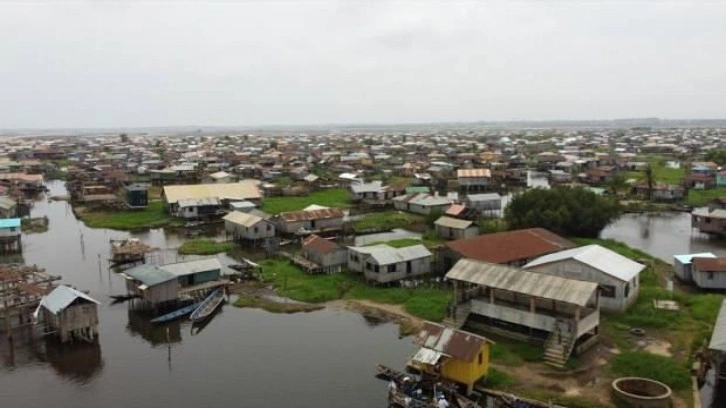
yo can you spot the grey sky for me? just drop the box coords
[1,1,725,128]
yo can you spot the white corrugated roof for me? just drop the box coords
[164,180,261,204]
[223,211,265,227]
[446,258,598,307]
[523,244,645,282]
[674,253,717,265]
[411,348,447,365]
[352,244,432,265]
[434,216,473,230]
[693,207,726,220]
[161,258,223,277]
[39,285,100,315]
[710,300,726,351]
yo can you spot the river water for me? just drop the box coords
[1,181,415,408]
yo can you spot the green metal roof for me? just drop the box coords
[123,264,177,286]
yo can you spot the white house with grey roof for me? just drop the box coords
[524,244,645,312]
[434,216,479,240]
[223,211,275,242]
[348,244,432,284]
[463,193,502,215]
[393,193,453,215]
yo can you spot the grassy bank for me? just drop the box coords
[353,211,427,232]
[571,236,720,401]
[254,259,452,321]
[177,239,235,255]
[260,188,350,214]
[77,200,184,230]
[687,187,726,207]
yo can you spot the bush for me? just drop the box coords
[505,187,621,237]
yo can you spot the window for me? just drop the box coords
[374,265,380,273]
[254,227,258,233]
[601,284,616,298]
[9,227,15,232]
[478,352,483,365]
[708,271,715,280]
[406,261,412,274]
[366,262,373,271]
[624,283,630,298]
[266,224,271,231]
[388,264,396,273]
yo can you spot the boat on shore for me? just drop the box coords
[189,288,226,322]
[150,302,200,324]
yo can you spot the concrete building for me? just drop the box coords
[524,244,644,312]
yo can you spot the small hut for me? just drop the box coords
[36,285,100,343]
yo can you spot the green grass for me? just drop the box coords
[260,188,350,214]
[177,239,235,255]
[353,211,426,232]
[610,351,691,391]
[78,200,183,230]
[257,259,452,321]
[687,187,726,207]
[485,367,518,387]
[489,340,544,366]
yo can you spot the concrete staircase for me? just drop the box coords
[442,303,471,329]
[543,331,574,369]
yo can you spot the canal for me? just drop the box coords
[1,181,416,408]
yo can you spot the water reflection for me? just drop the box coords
[126,309,183,346]
[45,339,103,383]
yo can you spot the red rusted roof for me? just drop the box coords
[302,234,341,254]
[445,228,575,264]
[693,257,726,272]
[414,322,491,362]
[457,169,491,178]
[279,208,344,222]
[445,204,466,216]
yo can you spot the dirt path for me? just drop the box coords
[327,299,424,335]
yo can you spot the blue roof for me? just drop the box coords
[674,253,716,264]
[0,218,21,229]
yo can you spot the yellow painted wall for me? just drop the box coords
[441,343,490,386]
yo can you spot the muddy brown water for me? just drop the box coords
[0,181,415,408]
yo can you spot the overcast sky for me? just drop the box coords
[1,1,725,128]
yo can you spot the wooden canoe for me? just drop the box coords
[150,302,200,324]
[190,288,225,322]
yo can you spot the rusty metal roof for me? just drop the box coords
[457,169,491,178]
[414,321,491,363]
[445,228,575,264]
[279,208,344,222]
[446,258,598,307]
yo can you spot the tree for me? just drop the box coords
[504,187,621,238]
[705,149,726,166]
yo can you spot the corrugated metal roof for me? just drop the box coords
[0,218,21,229]
[223,211,265,227]
[457,169,491,178]
[446,228,575,264]
[279,208,344,222]
[411,348,447,365]
[122,264,177,287]
[465,193,501,202]
[178,197,220,208]
[39,285,100,315]
[446,258,598,307]
[414,322,491,363]
[523,244,645,282]
[393,193,452,207]
[434,216,473,230]
[351,181,383,194]
[693,208,726,219]
[710,300,726,351]
[161,258,222,277]
[351,244,432,265]
[163,181,261,204]
[693,257,726,272]
[674,253,717,264]
[0,196,17,210]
